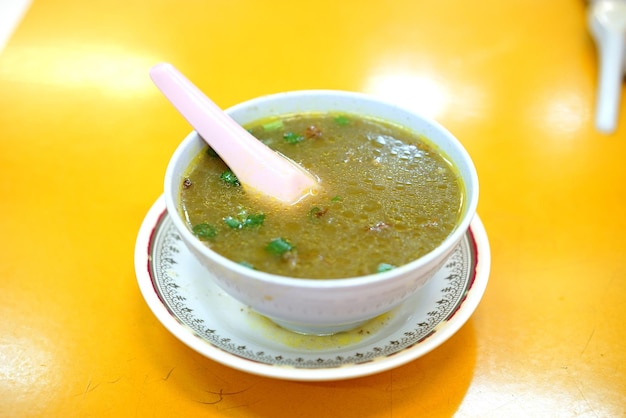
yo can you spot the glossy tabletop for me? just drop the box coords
[1,0,625,416]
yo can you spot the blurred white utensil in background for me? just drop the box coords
[0,0,32,55]
[588,0,626,134]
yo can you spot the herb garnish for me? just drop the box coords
[308,206,328,220]
[192,223,218,240]
[262,120,284,131]
[283,132,304,144]
[377,263,395,273]
[334,115,350,126]
[220,169,240,186]
[224,210,265,229]
[238,261,255,269]
[266,237,294,255]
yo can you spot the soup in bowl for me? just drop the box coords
[164,90,478,335]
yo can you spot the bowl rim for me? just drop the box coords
[164,89,479,289]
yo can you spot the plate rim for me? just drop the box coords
[134,195,491,381]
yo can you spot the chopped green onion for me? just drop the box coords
[283,132,304,144]
[308,206,329,220]
[331,195,343,202]
[238,261,255,269]
[192,223,217,240]
[223,216,242,229]
[243,213,265,227]
[263,120,284,131]
[308,207,322,219]
[223,212,265,229]
[377,263,395,273]
[220,170,240,186]
[334,115,350,126]
[266,237,294,255]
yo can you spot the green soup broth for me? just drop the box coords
[179,112,464,279]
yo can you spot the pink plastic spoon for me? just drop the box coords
[150,63,319,205]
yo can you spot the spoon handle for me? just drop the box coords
[150,63,318,204]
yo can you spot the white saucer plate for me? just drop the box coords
[134,196,490,381]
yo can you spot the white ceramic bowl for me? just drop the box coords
[164,90,478,335]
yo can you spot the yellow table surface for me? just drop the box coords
[1,0,625,416]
